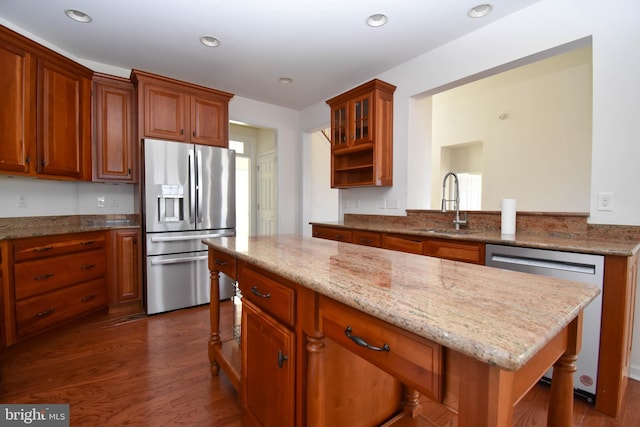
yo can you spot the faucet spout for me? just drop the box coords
[441,172,468,230]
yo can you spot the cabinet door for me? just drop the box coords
[0,39,35,174]
[191,93,228,147]
[93,77,136,182]
[330,102,348,150]
[110,230,141,304]
[242,300,295,427]
[350,92,373,145]
[142,82,187,142]
[36,58,91,179]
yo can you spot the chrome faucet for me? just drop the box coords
[441,172,468,230]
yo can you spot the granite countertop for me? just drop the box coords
[204,234,600,372]
[0,215,140,240]
[310,220,640,257]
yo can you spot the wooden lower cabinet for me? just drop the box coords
[311,225,353,243]
[108,229,142,307]
[423,238,484,264]
[242,300,295,427]
[2,228,141,346]
[352,230,381,247]
[7,232,108,344]
[596,253,639,416]
[381,233,425,255]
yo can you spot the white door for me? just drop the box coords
[257,151,277,235]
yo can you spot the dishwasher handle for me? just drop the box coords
[489,254,596,275]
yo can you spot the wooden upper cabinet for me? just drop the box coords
[0,25,92,181]
[131,69,234,147]
[326,79,396,188]
[142,82,187,141]
[37,58,92,179]
[0,38,34,174]
[92,74,136,182]
[191,93,228,146]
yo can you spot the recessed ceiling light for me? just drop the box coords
[64,9,92,23]
[278,77,293,85]
[200,35,220,47]
[468,4,493,18]
[366,13,388,27]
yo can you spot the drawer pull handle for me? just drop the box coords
[344,326,390,352]
[278,350,288,368]
[80,264,96,270]
[35,307,55,317]
[81,293,97,302]
[250,286,271,299]
[214,259,227,267]
[80,240,96,245]
[359,238,373,243]
[33,246,54,252]
[33,273,54,280]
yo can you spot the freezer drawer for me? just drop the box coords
[146,252,235,314]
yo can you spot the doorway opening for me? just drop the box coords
[230,123,278,236]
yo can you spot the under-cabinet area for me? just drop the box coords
[205,235,599,427]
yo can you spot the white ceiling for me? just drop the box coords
[0,0,540,110]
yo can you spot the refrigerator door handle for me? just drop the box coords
[188,149,196,224]
[150,255,208,265]
[197,148,203,224]
[149,232,233,243]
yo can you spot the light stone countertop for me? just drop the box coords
[204,234,600,372]
[310,220,640,257]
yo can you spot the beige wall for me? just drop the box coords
[429,46,592,211]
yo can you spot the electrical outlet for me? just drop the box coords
[18,194,27,208]
[379,198,386,209]
[387,198,399,209]
[111,196,119,207]
[597,192,614,211]
[97,195,105,208]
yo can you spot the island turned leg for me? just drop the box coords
[208,268,221,376]
[547,314,583,427]
[402,386,421,417]
[306,334,326,427]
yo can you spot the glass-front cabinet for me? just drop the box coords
[326,79,396,188]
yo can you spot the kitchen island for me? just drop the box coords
[204,234,600,426]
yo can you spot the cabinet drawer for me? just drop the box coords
[312,226,353,243]
[13,232,106,262]
[424,239,485,264]
[14,248,106,300]
[208,248,237,279]
[319,296,442,401]
[352,230,381,247]
[239,267,295,328]
[381,233,424,255]
[16,278,107,339]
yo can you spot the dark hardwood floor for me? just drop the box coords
[1,302,639,426]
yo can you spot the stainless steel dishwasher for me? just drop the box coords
[485,243,604,402]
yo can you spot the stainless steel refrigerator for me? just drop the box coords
[142,138,236,315]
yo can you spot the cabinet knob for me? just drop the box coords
[180,129,184,136]
[193,130,196,137]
